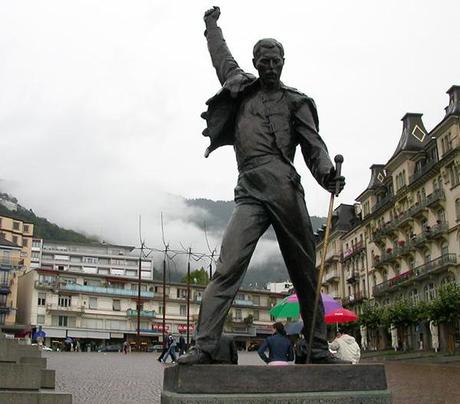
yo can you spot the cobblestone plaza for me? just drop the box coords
[43,351,460,404]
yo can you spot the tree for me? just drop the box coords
[181,267,209,285]
[429,282,460,324]
[359,302,384,329]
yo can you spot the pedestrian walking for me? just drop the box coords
[122,340,129,355]
[257,322,293,366]
[178,335,186,356]
[162,335,177,364]
[329,330,359,364]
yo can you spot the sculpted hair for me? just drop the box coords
[253,38,284,60]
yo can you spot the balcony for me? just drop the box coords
[126,309,156,318]
[60,283,154,298]
[326,253,341,263]
[324,270,340,283]
[0,306,11,315]
[371,194,394,214]
[46,303,85,313]
[233,299,254,307]
[346,271,359,284]
[0,282,10,294]
[426,222,448,239]
[425,189,445,208]
[342,241,365,262]
[342,291,367,305]
[0,258,24,271]
[409,160,438,185]
[373,253,457,296]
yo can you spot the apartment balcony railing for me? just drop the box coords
[342,241,365,261]
[342,291,367,306]
[0,258,24,271]
[233,299,254,307]
[409,160,438,184]
[346,271,359,284]
[373,253,457,296]
[60,283,154,298]
[126,309,156,318]
[371,194,394,214]
[426,222,448,239]
[0,306,11,315]
[324,271,340,283]
[46,303,85,313]
[425,189,445,208]
[0,282,10,294]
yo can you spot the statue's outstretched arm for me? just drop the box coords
[204,7,242,85]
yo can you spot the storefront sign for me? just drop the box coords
[177,324,195,333]
[152,323,170,332]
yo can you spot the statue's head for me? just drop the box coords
[252,38,285,89]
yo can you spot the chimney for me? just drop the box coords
[445,85,460,116]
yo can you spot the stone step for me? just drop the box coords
[41,368,56,389]
[0,390,72,404]
[161,390,392,404]
[0,362,42,390]
[163,364,388,395]
[19,356,47,368]
[0,339,41,362]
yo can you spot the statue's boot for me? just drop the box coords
[177,347,212,365]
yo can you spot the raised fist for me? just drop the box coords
[204,6,220,23]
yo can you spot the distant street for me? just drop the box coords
[44,351,460,404]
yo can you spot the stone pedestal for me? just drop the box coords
[0,332,72,403]
[162,364,391,403]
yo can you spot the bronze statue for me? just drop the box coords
[178,7,346,365]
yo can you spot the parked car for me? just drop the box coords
[97,344,122,352]
[147,344,163,352]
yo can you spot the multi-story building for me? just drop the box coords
[0,215,33,269]
[0,235,24,329]
[315,85,460,350]
[17,240,284,351]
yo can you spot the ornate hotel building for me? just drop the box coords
[316,85,460,347]
[16,239,283,350]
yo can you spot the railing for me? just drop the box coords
[46,303,85,313]
[61,283,154,298]
[371,194,394,214]
[0,258,24,270]
[373,254,457,296]
[342,291,367,305]
[324,271,340,282]
[126,309,156,318]
[342,241,365,261]
[234,299,254,307]
[346,271,359,283]
[0,282,10,294]
[409,160,437,184]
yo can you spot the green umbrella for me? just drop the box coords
[270,293,342,319]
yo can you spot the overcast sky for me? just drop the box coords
[1,1,459,264]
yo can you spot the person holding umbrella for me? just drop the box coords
[257,322,294,366]
[329,329,360,364]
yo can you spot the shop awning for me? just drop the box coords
[42,328,66,338]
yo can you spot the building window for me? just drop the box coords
[441,242,448,256]
[22,238,28,247]
[410,289,419,304]
[12,235,18,245]
[180,305,187,316]
[424,283,436,301]
[158,305,163,315]
[176,288,187,299]
[89,297,97,309]
[252,295,260,305]
[252,310,259,321]
[82,256,98,264]
[113,299,121,311]
[58,295,71,307]
[448,164,460,186]
[12,221,20,230]
[235,309,242,320]
[58,316,68,327]
[37,293,46,306]
[37,314,45,324]
[23,224,29,233]
[437,209,446,223]
[456,199,460,220]
[32,239,41,248]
